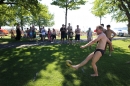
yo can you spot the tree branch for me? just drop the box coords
[123,0,130,9]
[120,0,130,19]
[0,2,17,4]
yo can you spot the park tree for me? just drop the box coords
[0,0,40,28]
[51,0,87,28]
[28,4,55,29]
[91,0,130,34]
[0,4,16,29]
[91,0,108,24]
[0,1,54,30]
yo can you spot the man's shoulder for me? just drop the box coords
[99,33,105,37]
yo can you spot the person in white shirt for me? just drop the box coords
[87,28,93,49]
[41,26,46,41]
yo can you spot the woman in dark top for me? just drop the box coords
[15,24,21,40]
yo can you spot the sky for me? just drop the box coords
[40,0,127,31]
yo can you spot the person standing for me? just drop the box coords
[75,25,81,44]
[26,28,30,38]
[15,24,21,41]
[105,25,116,56]
[32,26,36,40]
[48,28,51,41]
[60,24,66,43]
[67,23,73,43]
[51,28,56,43]
[69,29,73,44]
[41,26,46,41]
[65,25,68,42]
[10,29,15,39]
[69,25,113,77]
[101,24,106,33]
[87,28,93,49]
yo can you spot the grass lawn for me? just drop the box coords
[0,39,130,86]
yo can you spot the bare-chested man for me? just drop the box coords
[105,25,116,56]
[70,25,113,77]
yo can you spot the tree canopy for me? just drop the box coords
[0,1,54,29]
[51,0,87,27]
[92,0,130,34]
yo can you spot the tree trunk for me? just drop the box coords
[38,16,40,29]
[65,1,68,28]
[128,22,130,35]
[20,18,23,31]
[100,16,102,25]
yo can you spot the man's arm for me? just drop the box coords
[107,38,114,51]
[111,30,116,38]
[81,35,102,48]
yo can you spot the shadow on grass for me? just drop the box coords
[0,42,130,86]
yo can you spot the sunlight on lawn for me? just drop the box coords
[25,61,80,86]
[0,39,130,86]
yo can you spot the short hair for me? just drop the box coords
[107,25,111,28]
[96,25,103,31]
[101,24,104,27]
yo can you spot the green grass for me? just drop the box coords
[0,35,29,44]
[0,39,130,86]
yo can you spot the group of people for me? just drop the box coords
[10,24,37,41]
[86,24,116,56]
[40,26,56,43]
[68,24,116,77]
[60,23,81,44]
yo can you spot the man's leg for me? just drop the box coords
[91,51,102,76]
[104,43,108,54]
[71,52,94,69]
[108,44,111,56]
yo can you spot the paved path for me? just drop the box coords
[0,37,129,49]
[0,39,87,49]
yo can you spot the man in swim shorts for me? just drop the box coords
[71,25,113,77]
[105,25,116,56]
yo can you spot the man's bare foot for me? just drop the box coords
[91,74,98,77]
[71,65,79,70]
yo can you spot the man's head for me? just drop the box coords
[101,24,104,27]
[96,25,103,35]
[89,28,91,31]
[62,24,64,27]
[106,25,111,30]
[77,25,79,28]
[68,23,70,26]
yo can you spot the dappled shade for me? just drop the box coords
[0,39,130,86]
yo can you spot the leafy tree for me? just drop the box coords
[28,4,55,28]
[0,2,54,30]
[0,4,15,28]
[91,0,108,24]
[51,0,87,27]
[92,0,130,34]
